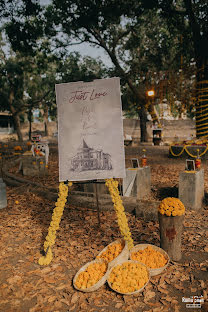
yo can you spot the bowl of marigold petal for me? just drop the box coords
[107,260,150,295]
[96,238,129,269]
[73,259,109,292]
[130,244,170,276]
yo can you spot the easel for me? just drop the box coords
[72,179,101,226]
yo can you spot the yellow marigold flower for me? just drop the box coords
[158,197,185,217]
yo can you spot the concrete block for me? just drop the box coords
[21,156,48,176]
[80,167,151,200]
[179,169,204,210]
[136,166,151,199]
[135,200,160,221]
[123,167,151,198]
[0,178,7,209]
[123,169,137,196]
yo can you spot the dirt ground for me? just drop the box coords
[0,145,208,312]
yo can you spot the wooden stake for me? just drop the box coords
[158,212,184,261]
[95,182,101,226]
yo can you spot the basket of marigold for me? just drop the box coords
[158,197,185,217]
[96,238,129,269]
[73,259,109,292]
[107,260,150,295]
[130,244,169,276]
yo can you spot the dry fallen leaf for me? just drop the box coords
[47,296,57,303]
[43,276,57,284]
[158,286,169,295]
[115,302,123,308]
[174,284,184,290]
[203,290,207,300]
[71,292,79,304]
[200,280,205,288]
[144,290,156,301]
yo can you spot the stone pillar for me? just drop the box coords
[0,178,7,209]
[136,166,151,199]
[21,155,48,176]
[123,167,151,199]
[179,169,204,210]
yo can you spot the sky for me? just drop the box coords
[68,43,112,67]
[40,0,112,67]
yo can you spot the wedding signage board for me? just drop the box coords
[56,77,126,181]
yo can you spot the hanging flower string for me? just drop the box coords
[38,181,73,265]
[105,179,134,249]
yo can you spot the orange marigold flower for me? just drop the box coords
[158,197,185,217]
[131,246,167,269]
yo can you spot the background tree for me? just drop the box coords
[0,51,25,141]
[41,0,197,141]
[154,0,208,137]
[3,0,206,140]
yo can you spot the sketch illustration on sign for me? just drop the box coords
[70,139,112,172]
[81,105,96,136]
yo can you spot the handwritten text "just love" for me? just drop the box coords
[69,89,107,103]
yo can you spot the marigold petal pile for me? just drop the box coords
[75,262,107,289]
[108,262,149,294]
[158,197,185,216]
[97,242,124,263]
[131,246,168,269]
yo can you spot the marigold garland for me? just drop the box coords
[38,181,72,265]
[105,179,134,249]
[169,144,208,158]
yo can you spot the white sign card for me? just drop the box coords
[56,77,126,181]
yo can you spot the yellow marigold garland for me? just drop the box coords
[105,179,134,249]
[38,181,72,265]
[158,197,185,217]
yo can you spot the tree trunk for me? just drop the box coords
[8,90,23,142]
[138,105,148,142]
[13,114,23,142]
[28,109,32,141]
[43,105,49,136]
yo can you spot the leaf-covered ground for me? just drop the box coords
[1,145,208,312]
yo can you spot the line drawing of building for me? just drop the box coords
[70,139,112,172]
